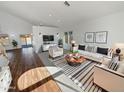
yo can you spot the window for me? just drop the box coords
[64,31,73,44]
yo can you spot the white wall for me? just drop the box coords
[32,26,64,53]
[0,11,32,50]
[74,11,124,48]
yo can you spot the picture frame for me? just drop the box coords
[85,32,94,43]
[95,31,108,44]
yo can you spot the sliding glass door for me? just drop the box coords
[64,31,73,50]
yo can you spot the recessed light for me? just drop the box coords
[57,20,61,22]
[11,34,15,37]
[49,14,52,17]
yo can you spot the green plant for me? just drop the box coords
[12,40,18,47]
[58,38,63,45]
[70,50,79,53]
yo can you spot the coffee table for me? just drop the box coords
[65,53,86,66]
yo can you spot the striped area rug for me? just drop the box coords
[52,58,103,92]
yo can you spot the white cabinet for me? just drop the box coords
[0,43,12,91]
[0,66,12,91]
[42,44,57,51]
[32,26,59,53]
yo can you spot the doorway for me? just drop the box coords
[20,34,32,48]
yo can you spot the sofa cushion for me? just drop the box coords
[117,62,124,74]
[97,47,108,55]
[78,50,104,63]
[102,57,111,67]
[86,46,95,52]
[78,45,85,50]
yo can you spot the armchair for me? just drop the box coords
[49,46,63,58]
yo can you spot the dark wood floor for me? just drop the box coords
[7,48,61,92]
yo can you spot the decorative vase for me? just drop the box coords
[116,48,121,54]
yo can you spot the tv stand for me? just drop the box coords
[42,43,57,51]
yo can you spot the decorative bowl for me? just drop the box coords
[65,53,86,66]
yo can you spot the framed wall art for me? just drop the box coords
[85,32,94,43]
[95,31,108,44]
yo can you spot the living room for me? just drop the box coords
[0,0,124,92]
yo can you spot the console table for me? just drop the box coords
[0,43,12,91]
[17,67,61,92]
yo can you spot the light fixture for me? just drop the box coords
[57,20,61,22]
[64,1,70,7]
[49,14,52,17]
[5,37,8,39]
[11,34,15,37]
[71,40,75,44]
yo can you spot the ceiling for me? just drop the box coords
[0,1,124,29]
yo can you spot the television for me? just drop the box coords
[43,35,49,41]
[43,35,54,41]
[49,35,54,41]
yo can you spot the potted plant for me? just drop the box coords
[12,40,18,48]
[58,38,63,48]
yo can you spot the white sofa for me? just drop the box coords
[77,44,124,92]
[49,46,63,58]
[78,50,112,63]
[78,45,113,63]
[94,64,124,92]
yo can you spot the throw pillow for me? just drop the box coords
[108,48,114,57]
[108,56,119,71]
[97,47,108,55]
[78,45,85,50]
[86,46,95,52]
[108,62,119,71]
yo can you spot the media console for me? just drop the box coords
[42,43,57,51]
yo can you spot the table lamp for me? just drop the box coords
[71,40,75,47]
[114,43,124,54]
[116,48,121,55]
[114,43,124,61]
[71,40,76,52]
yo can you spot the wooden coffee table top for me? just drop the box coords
[17,67,61,92]
[65,53,86,63]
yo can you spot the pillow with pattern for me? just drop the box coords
[86,46,95,52]
[108,56,119,71]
